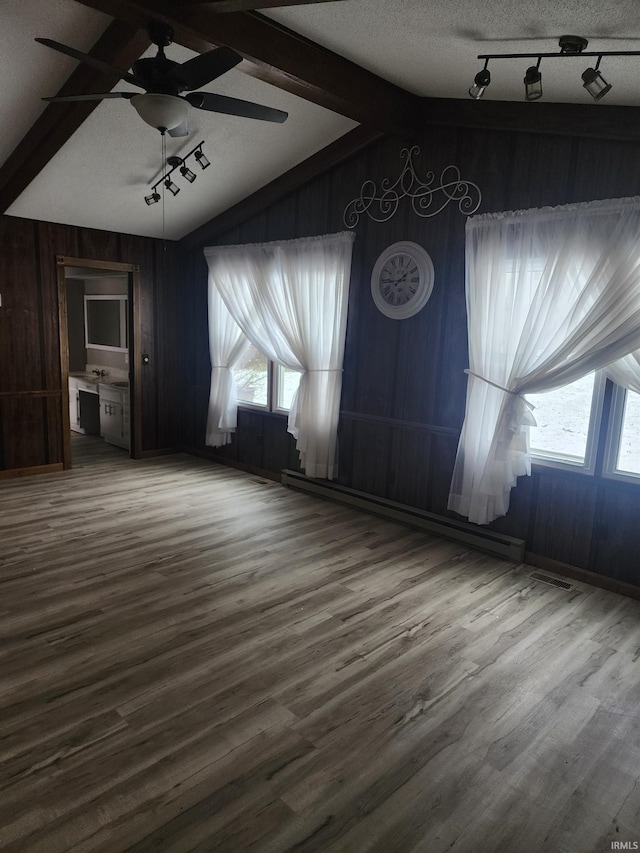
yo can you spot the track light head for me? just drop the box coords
[144,191,160,205]
[194,148,210,170]
[469,67,491,100]
[164,178,180,196]
[524,63,543,101]
[582,66,612,100]
[180,164,197,183]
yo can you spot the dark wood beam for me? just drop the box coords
[174,0,343,9]
[181,124,382,248]
[0,20,149,214]
[421,97,640,143]
[71,0,421,130]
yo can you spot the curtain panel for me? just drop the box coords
[606,351,640,395]
[448,197,640,525]
[204,231,355,479]
[205,283,250,448]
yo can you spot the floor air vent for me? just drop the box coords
[530,572,574,590]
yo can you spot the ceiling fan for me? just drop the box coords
[36,20,288,137]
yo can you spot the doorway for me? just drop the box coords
[57,256,142,468]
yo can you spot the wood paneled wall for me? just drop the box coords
[181,124,640,588]
[0,215,180,472]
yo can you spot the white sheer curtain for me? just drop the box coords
[606,351,640,394]
[204,231,355,479]
[448,197,640,525]
[205,283,250,448]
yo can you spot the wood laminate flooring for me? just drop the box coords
[1,435,640,852]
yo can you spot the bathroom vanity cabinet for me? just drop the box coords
[99,383,130,450]
[68,376,100,435]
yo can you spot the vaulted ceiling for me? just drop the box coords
[3,0,640,241]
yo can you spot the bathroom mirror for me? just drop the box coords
[84,295,128,352]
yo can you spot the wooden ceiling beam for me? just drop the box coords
[175,1,343,9]
[421,97,640,143]
[0,20,149,215]
[71,0,421,130]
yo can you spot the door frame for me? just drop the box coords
[56,255,142,468]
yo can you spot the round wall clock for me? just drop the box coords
[370,241,434,320]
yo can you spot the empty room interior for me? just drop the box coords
[3,1,640,851]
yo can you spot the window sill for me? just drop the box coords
[237,405,289,419]
[531,460,640,490]
[530,455,595,476]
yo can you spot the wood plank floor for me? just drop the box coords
[2,434,640,852]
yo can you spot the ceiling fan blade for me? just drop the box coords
[42,92,137,103]
[35,38,142,87]
[170,47,242,92]
[168,120,189,138]
[186,92,288,123]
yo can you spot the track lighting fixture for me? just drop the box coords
[144,140,208,205]
[180,164,196,183]
[469,61,491,99]
[524,61,543,101]
[468,35,635,102]
[581,57,612,101]
[164,178,180,196]
[194,147,210,170]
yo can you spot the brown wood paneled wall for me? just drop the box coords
[0,215,180,474]
[181,124,640,588]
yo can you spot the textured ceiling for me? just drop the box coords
[265,0,640,105]
[4,0,640,242]
[0,0,111,168]
[2,1,356,241]
[7,40,356,240]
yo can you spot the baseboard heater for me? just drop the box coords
[281,470,525,563]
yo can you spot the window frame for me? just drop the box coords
[234,346,299,415]
[603,383,640,484]
[272,362,299,414]
[528,371,640,486]
[529,370,607,476]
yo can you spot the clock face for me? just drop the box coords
[379,253,421,306]
[371,241,434,319]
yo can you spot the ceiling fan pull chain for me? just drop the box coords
[162,131,166,249]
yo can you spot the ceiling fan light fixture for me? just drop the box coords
[582,65,612,100]
[195,148,210,170]
[524,62,543,101]
[131,93,189,132]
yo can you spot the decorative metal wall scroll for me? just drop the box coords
[343,146,482,228]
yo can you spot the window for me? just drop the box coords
[604,385,640,481]
[234,342,301,413]
[528,372,605,473]
[235,344,268,407]
[527,372,639,482]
